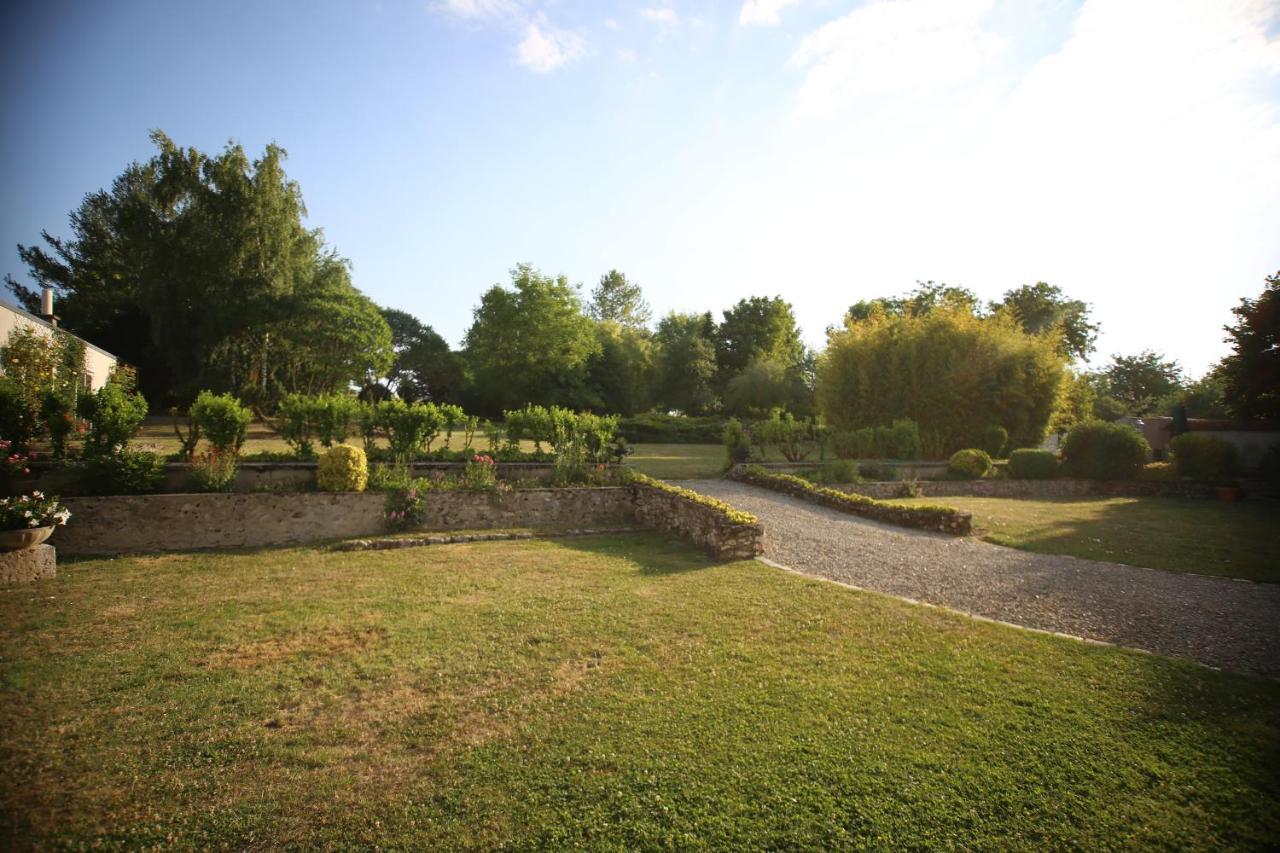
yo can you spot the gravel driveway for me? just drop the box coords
[683,479,1280,679]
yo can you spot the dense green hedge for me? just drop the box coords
[1169,433,1238,482]
[618,412,724,444]
[735,466,971,535]
[947,449,993,479]
[1008,449,1059,479]
[1062,422,1148,480]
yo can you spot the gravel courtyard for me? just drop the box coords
[683,479,1280,679]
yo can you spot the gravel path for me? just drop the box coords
[684,479,1280,679]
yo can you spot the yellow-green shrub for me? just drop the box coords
[317,444,368,492]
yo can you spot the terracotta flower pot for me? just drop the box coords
[0,526,54,551]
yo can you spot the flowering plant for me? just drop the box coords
[1,440,33,479]
[464,453,497,491]
[385,486,424,532]
[0,491,70,531]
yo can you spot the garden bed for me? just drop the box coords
[732,466,971,535]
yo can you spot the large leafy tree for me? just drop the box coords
[1102,350,1183,416]
[847,281,982,323]
[818,307,1067,455]
[715,295,806,384]
[462,264,599,414]
[1219,272,1280,421]
[10,131,390,407]
[588,270,651,330]
[374,307,463,403]
[989,281,1098,361]
[652,311,719,416]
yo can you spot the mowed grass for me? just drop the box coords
[888,495,1280,583]
[625,443,726,479]
[2,536,1278,848]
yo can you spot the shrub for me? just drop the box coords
[1169,433,1238,482]
[317,444,368,492]
[1138,461,1176,482]
[312,394,361,448]
[754,410,815,462]
[368,459,415,492]
[79,448,165,495]
[617,412,724,444]
[277,393,318,457]
[948,449,993,479]
[858,462,897,481]
[189,391,251,455]
[723,417,751,465]
[829,459,860,483]
[978,425,1008,459]
[1062,421,1148,480]
[77,380,148,455]
[831,419,922,460]
[1008,448,1059,480]
[40,391,78,459]
[464,453,497,491]
[0,378,38,449]
[188,450,239,493]
[385,486,424,531]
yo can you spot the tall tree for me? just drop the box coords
[1219,271,1280,421]
[847,281,982,323]
[585,321,654,415]
[715,295,806,384]
[10,131,390,407]
[989,281,1099,361]
[652,312,719,416]
[588,270,652,329]
[462,264,599,414]
[1103,350,1184,416]
[375,307,463,403]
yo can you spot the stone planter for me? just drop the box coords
[0,526,53,551]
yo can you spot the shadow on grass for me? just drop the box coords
[976,495,1278,583]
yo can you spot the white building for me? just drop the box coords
[1,292,118,391]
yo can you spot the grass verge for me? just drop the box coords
[2,535,1278,847]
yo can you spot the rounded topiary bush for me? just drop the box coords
[948,448,992,479]
[1008,448,1059,479]
[317,444,368,492]
[1169,433,1238,482]
[1061,421,1148,480]
[978,425,1008,459]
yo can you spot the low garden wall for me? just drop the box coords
[731,467,972,535]
[53,484,764,560]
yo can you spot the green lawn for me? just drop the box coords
[2,535,1277,848]
[889,495,1280,583]
[625,443,726,479]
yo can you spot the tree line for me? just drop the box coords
[6,132,1276,434]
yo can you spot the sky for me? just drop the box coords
[1,0,1278,377]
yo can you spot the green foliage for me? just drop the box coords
[76,377,148,456]
[1169,370,1230,419]
[801,459,860,484]
[16,131,391,407]
[1169,433,1238,483]
[169,407,202,461]
[189,391,251,454]
[187,450,239,493]
[376,307,463,404]
[989,281,1098,361]
[79,448,165,495]
[587,270,651,329]
[312,394,361,448]
[948,449,993,479]
[723,358,810,418]
[1138,461,1176,482]
[978,425,1008,458]
[0,324,86,449]
[716,296,807,391]
[502,405,618,462]
[618,412,723,444]
[831,419,923,460]
[847,281,982,323]
[858,462,897,481]
[463,264,600,414]
[818,308,1066,456]
[277,393,318,457]
[722,417,751,465]
[585,321,654,416]
[1008,449,1059,479]
[317,444,369,492]
[385,486,425,531]
[1050,370,1096,437]
[40,390,77,459]
[1062,421,1149,480]
[1219,271,1280,421]
[1102,351,1183,416]
[652,312,719,416]
[463,453,498,491]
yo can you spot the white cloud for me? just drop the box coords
[603,18,620,31]
[738,0,801,27]
[790,0,1003,115]
[516,20,586,72]
[639,7,678,25]
[432,0,519,20]
[617,47,638,63]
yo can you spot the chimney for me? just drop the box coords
[38,286,58,327]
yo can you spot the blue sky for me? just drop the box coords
[2,0,1278,376]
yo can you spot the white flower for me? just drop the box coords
[23,510,32,518]
[31,491,43,499]
[27,518,37,527]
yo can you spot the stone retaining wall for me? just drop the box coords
[632,484,764,560]
[0,544,55,582]
[53,485,764,560]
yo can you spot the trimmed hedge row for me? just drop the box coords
[618,413,725,444]
[734,466,972,536]
[630,472,759,526]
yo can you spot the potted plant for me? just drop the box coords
[0,491,71,551]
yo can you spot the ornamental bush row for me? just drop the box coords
[630,472,759,526]
[735,466,971,535]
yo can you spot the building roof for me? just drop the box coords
[0,298,119,361]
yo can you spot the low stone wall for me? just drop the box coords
[52,485,763,560]
[632,483,764,560]
[832,478,1220,501]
